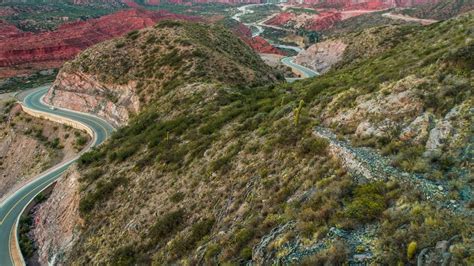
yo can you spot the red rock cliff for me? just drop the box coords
[0,9,200,78]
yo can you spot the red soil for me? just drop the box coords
[0,9,201,78]
[230,22,284,55]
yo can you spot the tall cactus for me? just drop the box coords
[294,100,304,126]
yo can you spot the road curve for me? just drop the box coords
[232,4,319,82]
[0,86,114,266]
[281,57,319,81]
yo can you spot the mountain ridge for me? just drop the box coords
[32,11,473,265]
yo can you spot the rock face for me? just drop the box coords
[294,39,347,73]
[266,11,342,31]
[44,20,279,127]
[0,9,200,78]
[231,22,283,55]
[0,19,22,39]
[323,76,426,138]
[45,71,140,127]
[32,168,81,266]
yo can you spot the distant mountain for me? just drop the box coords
[0,9,200,78]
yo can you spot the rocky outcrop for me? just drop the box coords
[265,11,342,31]
[307,12,342,31]
[246,36,284,55]
[294,39,347,73]
[32,168,81,266]
[323,77,425,136]
[0,9,200,78]
[0,19,22,39]
[227,21,283,55]
[45,71,140,126]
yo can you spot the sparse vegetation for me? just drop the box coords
[66,12,473,265]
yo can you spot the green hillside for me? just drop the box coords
[70,13,473,265]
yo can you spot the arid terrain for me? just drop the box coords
[0,1,472,265]
[0,96,89,200]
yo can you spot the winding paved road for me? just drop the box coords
[232,4,319,81]
[281,56,319,80]
[0,86,114,266]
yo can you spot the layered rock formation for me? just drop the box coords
[295,25,412,73]
[0,19,21,39]
[265,11,342,31]
[0,9,200,78]
[32,168,82,265]
[230,21,284,55]
[45,71,140,126]
[44,20,280,126]
[294,39,347,73]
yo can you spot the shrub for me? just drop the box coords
[149,210,185,241]
[233,227,255,249]
[114,145,139,162]
[299,136,329,156]
[407,241,417,260]
[49,137,61,149]
[126,30,140,40]
[79,177,127,215]
[205,243,221,261]
[78,148,103,166]
[81,168,104,183]
[170,218,215,258]
[75,135,88,146]
[112,245,138,266]
[170,191,185,203]
[240,247,253,261]
[344,182,386,222]
[18,216,35,258]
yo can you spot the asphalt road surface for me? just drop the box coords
[0,86,114,266]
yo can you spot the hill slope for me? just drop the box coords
[398,0,474,20]
[39,13,473,265]
[45,20,281,127]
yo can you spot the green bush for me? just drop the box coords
[205,243,221,261]
[79,177,127,215]
[170,218,215,257]
[75,135,88,146]
[344,182,386,222]
[170,192,185,203]
[78,149,103,166]
[114,145,139,162]
[407,241,417,260]
[18,216,35,258]
[81,168,104,183]
[240,247,253,261]
[112,245,138,266]
[233,227,255,250]
[299,136,329,156]
[49,137,61,149]
[149,210,185,241]
[126,30,140,40]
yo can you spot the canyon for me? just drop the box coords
[0,5,285,79]
[0,9,201,78]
